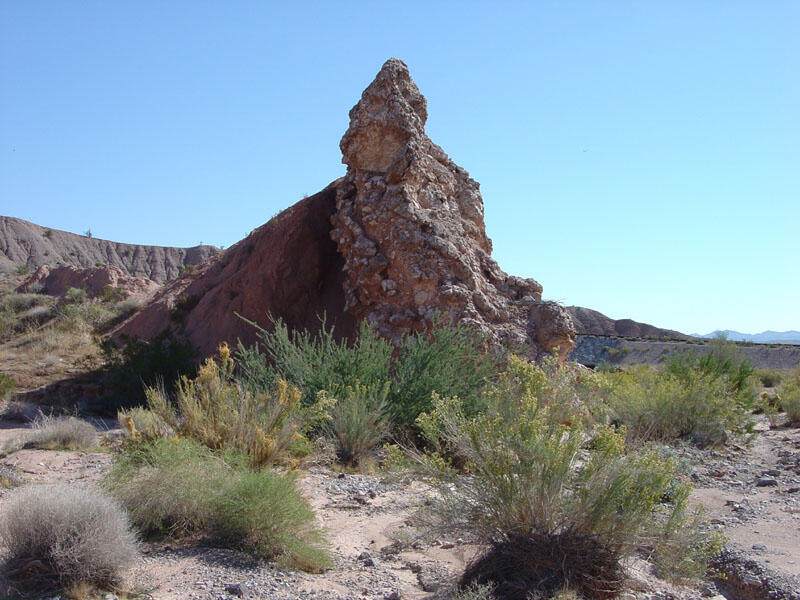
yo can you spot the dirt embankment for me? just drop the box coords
[571,336,800,370]
[0,216,219,284]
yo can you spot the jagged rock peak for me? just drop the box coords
[332,59,575,358]
[340,58,428,173]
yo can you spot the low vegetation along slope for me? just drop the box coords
[3,307,800,598]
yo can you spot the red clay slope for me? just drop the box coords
[114,181,355,356]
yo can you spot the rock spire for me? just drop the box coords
[331,59,575,357]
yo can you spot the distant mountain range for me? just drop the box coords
[691,330,800,345]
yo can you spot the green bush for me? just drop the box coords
[239,315,500,431]
[0,373,14,402]
[59,301,115,331]
[666,336,756,406]
[104,438,329,572]
[14,264,31,276]
[239,316,393,405]
[390,319,500,428]
[415,388,719,599]
[320,381,392,467]
[779,369,800,424]
[602,365,753,447]
[63,287,88,305]
[100,285,126,303]
[138,343,327,467]
[755,368,783,388]
[0,483,138,593]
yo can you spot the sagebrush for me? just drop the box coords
[601,364,754,448]
[0,483,138,593]
[104,437,330,572]
[415,358,719,599]
[27,414,98,450]
[136,343,327,467]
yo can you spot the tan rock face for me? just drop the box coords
[331,58,574,358]
[17,264,160,299]
[116,59,575,360]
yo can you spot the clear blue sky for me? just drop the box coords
[2,2,798,335]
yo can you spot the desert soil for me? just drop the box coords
[0,414,798,600]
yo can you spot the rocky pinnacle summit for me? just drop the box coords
[331,58,575,357]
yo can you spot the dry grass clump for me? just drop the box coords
[0,464,25,488]
[117,404,174,443]
[104,437,330,572]
[0,483,138,594]
[0,415,98,456]
[27,414,98,450]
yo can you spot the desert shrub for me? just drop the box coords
[240,315,500,431]
[446,582,497,600]
[14,264,31,276]
[779,369,800,424]
[169,293,200,323]
[390,318,500,428]
[0,373,14,401]
[1,293,50,313]
[103,331,198,407]
[320,381,392,467]
[18,303,55,328]
[26,414,98,450]
[104,437,329,571]
[0,483,138,593]
[416,356,603,462]
[483,354,602,428]
[665,338,756,407]
[63,287,88,305]
[142,343,327,467]
[118,404,174,443]
[0,464,25,488]
[113,296,143,318]
[240,316,393,405]
[602,365,753,448]
[59,301,116,331]
[100,285,126,303]
[415,391,718,599]
[755,368,783,388]
[0,292,55,341]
